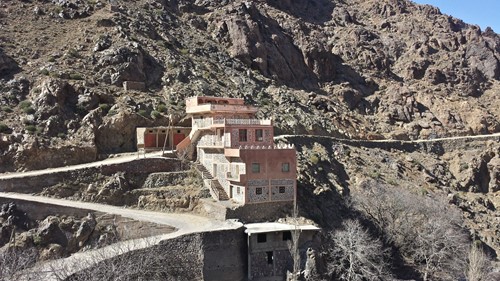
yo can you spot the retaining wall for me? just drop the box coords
[284,135,500,155]
[0,158,182,194]
[70,228,247,281]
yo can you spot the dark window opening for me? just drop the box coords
[282,163,290,172]
[255,129,263,142]
[283,231,292,241]
[256,187,263,195]
[177,130,181,133]
[252,163,260,173]
[279,186,286,193]
[266,251,273,264]
[257,233,267,243]
[239,129,247,142]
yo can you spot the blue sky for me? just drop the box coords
[412,0,500,32]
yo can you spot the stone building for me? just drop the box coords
[136,126,191,153]
[176,96,297,205]
[244,222,320,281]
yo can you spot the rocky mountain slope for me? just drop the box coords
[0,0,499,278]
[1,0,499,171]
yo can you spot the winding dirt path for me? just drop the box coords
[0,192,241,280]
[0,151,165,180]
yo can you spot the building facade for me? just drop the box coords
[176,96,297,205]
[136,126,191,152]
[244,222,320,281]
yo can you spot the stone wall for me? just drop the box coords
[284,135,500,155]
[0,158,182,194]
[0,197,99,220]
[226,201,294,223]
[71,228,247,281]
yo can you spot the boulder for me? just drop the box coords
[36,216,68,247]
[0,49,19,76]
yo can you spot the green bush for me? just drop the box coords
[138,109,148,117]
[39,69,50,76]
[19,100,32,109]
[156,104,168,113]
[25,125,37,133]
[0,123,9,133]
[107,109,118,116]
[23,106,35,114]
[69,73,83,80]
[57,133,66,139]
[99,103,110,111]
[150,110,161,119]
[1,106,13,113]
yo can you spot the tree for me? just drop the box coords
[353,185,470,281]
[466,242,492,281]
[0,247,38,281]
[324,219,391,281]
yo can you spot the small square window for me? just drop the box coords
[279,186,286,193]
[283,231,292,241]
[252,163,260,173]
[239,129,247,142]
[282,163,290,172]
[256,187,263,195]
[257,233,267,243]
[255,129,263,142]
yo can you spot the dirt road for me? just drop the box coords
[0,192,241,280]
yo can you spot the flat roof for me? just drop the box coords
[244,222,320,235]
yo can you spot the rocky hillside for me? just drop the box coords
[0,0,499,171]
[1,0,499,278]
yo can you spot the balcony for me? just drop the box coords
[197,135,224,148]
[193,117,272,129]
[187,104,258,114]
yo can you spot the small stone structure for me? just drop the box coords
[123,81,146,91]
[136,126,191,155]
[244,222,320,281]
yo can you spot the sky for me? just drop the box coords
[412,0,500,33]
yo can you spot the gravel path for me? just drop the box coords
[0,151,166,180]
[0,192,241,280]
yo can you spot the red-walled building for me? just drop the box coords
[176,96,297,205]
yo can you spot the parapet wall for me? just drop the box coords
[0,158,182,194]
[198,199,293,223]
[0,197,99,220]
[70,228,247,281]
[284,135,500,155]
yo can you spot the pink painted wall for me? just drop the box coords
[239,148,297,204]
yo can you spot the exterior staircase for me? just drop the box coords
[195,164,229,201]
[210,180,229,201]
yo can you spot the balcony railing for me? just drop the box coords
[192,117,271,129]
[225,119,271,125]
[198,135,224,147]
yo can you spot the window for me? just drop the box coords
[257,233,267,243]
[282,163,290,172]
[237,186,240,194]
[279,186,286,193]
[239,129,247,142]
[283,231,292,241]
[266,251,273,264]
[255,129,263,141]
[252,163,260,173]
[256,187,263,195]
